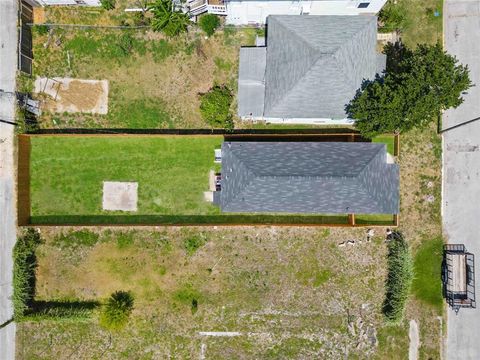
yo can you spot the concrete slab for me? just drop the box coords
[102,181,138,211]
[34,77,109,114]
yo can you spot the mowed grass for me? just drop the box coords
[412,237,444,313]
[372,134,396,155]
[30,136,222,217]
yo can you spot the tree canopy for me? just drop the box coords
[348,43,472,138]
[149,0,191,37]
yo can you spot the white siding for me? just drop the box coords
[225,0,386,25]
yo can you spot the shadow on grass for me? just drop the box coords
[25,299,101,321]
[29,214,353,226]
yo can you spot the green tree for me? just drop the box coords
[199,85,233,128]
[100,291,134,331]
[149,0,191,37]
[199,14,220,36]
[348,43,471,138]
[100,0,115,10]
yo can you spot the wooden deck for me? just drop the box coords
[447,253,467,293]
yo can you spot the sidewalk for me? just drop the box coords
[0,0,18,359]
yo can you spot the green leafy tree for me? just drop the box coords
[100,0,116,10]
[100,291,134,331]
[199,85,233,128]
[349,43,472,138]
[199,14,220,36]
[149,0,191,37]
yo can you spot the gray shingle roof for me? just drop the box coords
[219,142,399,214]
[238,47,266,117]
[238,15,384,119]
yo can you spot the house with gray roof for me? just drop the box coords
[238,15,386,125]
[214,142,399,214]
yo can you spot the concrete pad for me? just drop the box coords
[102,181,138,211]
[34,77,109,114]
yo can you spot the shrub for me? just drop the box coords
[100,291,134,330]
[199,85,233,128]
[13,229,42,320]
[199,14,220,36]
[33,25,49,36]
[378,0,409,32]
[149,0,191,37]
[100,0,115,10]
[382,232,414,323]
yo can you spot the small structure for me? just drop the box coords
[102,181,138,212]
[443,244,476,313]
[214,141,399,215]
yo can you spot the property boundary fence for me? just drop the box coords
[17,132,399,227]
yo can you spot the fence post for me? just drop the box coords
[348,214,356,226]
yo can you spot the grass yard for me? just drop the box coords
[30,136,223,218]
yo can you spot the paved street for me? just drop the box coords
[443,1,480,359]
[0,0,18,359]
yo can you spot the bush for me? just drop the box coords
[378,0,409,32]
[100,291,134,330]
[33,25,49,36]
[149,0,191,37]
[199,85,233,128]
[100,0,115,10]
[199,14,220,36]
[13,229,42,320]
[382,232,414,323]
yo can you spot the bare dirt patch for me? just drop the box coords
[34,77,109,114]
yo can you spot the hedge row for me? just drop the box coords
[382,232,414,323]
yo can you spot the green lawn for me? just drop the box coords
[372,134,396,155]
[411,236,444,313]
[30,136,223,217]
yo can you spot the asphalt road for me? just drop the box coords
[443,1,480,359]
[0,0,18,359]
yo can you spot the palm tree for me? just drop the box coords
[148,0,191,37]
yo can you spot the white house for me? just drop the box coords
[188,0,386,24]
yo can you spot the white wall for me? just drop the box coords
[225,0,386,25]
[241,116,355,125]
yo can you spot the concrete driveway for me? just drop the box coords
[443,1,480,359]
[0,0,17,359]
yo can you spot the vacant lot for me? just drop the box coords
[30,18,259,128]
[18,226,390,359]
[30,136,222,218]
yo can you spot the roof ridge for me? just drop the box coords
[264,17,326,114]
[331,16,376,87]
[355,144,390,212]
